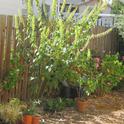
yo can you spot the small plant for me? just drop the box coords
[1,52,22,91]
[24,100,41,115]
[43,98,66,112]
[63,98,75,107]
[0,98,26,124]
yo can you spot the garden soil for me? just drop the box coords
[42,92,124,124]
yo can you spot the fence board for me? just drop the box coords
[0,16,6,80]
[88,26,118,56]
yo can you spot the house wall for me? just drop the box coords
[0,0,113,16]
[79,0,112,14]
[0,0,19,15]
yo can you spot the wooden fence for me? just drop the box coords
[0,15,119,102]
[88,26,118,56]
[0,15,29,102]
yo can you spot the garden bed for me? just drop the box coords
[42,91,124,124]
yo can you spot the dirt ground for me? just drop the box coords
[42,92,124,124]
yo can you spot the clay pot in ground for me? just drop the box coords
[32,116,41,124]
[23,115,32,124]
[76,98,89,112]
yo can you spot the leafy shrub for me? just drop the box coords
[42,97,75,112]
[93,54,124,95]
[0,98,26,124]
[63,98,75,107]
[43,98,66,112]
[15,0,109,97]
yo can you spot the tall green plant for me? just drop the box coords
[15,0,107,97]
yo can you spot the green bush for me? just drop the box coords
[43,98,66,112]
[0,98,26,124]
[96,54,124,94]
[15,0,106,97]
[42,98,75,112]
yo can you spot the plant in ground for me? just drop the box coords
[42,98,66,112]
[95,54,124,95]
[0,98,26,124]
[15,0,111,97]
[0,51,22,91]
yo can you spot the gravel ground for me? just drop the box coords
[42,92,124,124]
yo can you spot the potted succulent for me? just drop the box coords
[23,100,41,124]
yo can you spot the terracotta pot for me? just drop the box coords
[32,116,41,124]
[76,99,89,112]
[23,115,32,124]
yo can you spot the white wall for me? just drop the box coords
[0,0,19,15]
[79,0,112,14]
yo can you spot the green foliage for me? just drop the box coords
[24,100,41,115]
[112,0,124,14]
[112,0,124,39]
[115,15,124,39]
[63,98,75,107]
[43,98,65,112]
[71,50,98,97]
[1,52,22,90]
[43,98,75,112]
[72,53,124,96]
[0,98,26,124]
[96,54,124,94]
[42,98,75,112]
[15,0,105,97]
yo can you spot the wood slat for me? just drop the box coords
[5,16,13,73]
[0,16,6,80]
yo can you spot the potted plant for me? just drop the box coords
[23,100,41,124]
[76,76,91,112]
[71,50,98,112]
